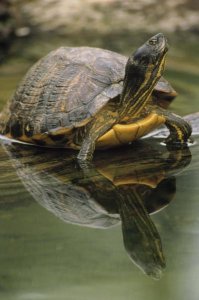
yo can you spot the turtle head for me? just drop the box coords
[131,33,168,67]
[121,33,168,116]
[129,33,168,78]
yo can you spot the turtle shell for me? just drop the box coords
[1,47,176,139]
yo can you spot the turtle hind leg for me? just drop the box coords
[152,107,192,146]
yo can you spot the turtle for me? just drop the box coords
[0,33,192,162]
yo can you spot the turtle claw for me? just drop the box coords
[165,140,189,151]
[164,138,193,154]
[164,132,192,150]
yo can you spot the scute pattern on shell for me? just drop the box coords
[7,47,126,135]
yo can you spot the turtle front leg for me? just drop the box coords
[151,107,192,146]
[77,136,95,162]
[77,111,117,162]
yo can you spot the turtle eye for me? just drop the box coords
[149,38,157,45]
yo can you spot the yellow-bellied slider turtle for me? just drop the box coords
[0,33,192,161]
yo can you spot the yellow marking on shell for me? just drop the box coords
[5,133,33,144]
[96,113,165,149]
[6,128,73,146]
[74,117,92,128]
[19,135,33,143]
[8,132,54,146]
[49,127,72,136]
[32,133,55,145]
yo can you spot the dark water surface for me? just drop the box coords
[0,36,199,300]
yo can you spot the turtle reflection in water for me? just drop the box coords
[2,137,192,279]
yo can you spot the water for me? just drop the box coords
[0,35,199,300]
